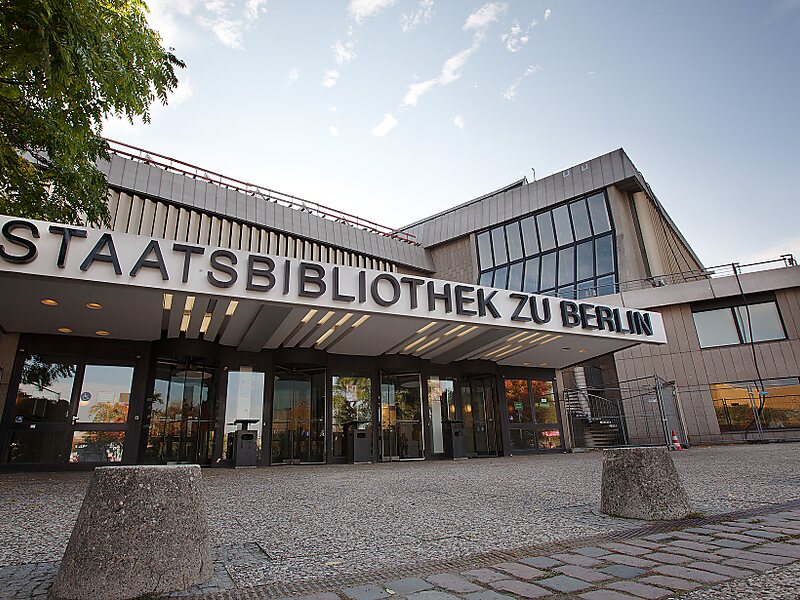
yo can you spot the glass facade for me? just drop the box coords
[475,191,616,298]
[504,378,560,452]
[331,376,372,457]
[711,378,800,432]
[693,301,786,348]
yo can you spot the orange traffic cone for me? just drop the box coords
[671,430,682,450]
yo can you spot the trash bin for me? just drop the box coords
[443,420,466,460]
[229,418,259,467]
[345,421,372,463]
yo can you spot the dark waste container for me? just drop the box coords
[443,420,466,460]
[345,421,372,463]
[229,418,259,467]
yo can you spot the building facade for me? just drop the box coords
[0,142,795,470]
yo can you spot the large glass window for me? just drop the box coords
[12,356,76,424]
[223,368,265,460]
[712,378,800,432]
[77,365,133,423]
[475,191,616,298]
[505,378,562,452]
[332,376,372,457]
[693,301,786,348]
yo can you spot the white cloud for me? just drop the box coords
[244,0,268,21]
[329,105,338,112]
[204,0,227,14]
[501,19,537,52]
[196,16,244,49]
[402,0,434,32]
[403,79,437,107]
[464,2,507,31]
[740,236,800,265]
[332,39,356,65]
[329,126,340,136]
[544,8,551,20]
[322,69,340,88]
[348,0,397,23]
[452,114,465,129]
[285,66,299,88]
[502,64,541,100]
[371,113,398,136]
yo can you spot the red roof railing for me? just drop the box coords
[104,138,418,245]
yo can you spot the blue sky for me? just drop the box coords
[105,0,800,267]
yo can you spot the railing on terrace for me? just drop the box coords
[104,138,419,245]
[548,255,798,300]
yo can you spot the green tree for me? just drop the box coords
[0,0,184,225]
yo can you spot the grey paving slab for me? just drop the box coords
[720,557,778,573]
[684,528,717,535]
[462,569,507,584]
[744,529,784,539]
[343,584,391,600]
[600,543,651,556]
[575,546,612,557]
[488,579,549,598]
[621,539,660,550]
[406,591,461,600]
[426,574,483,593]
[606,580,671,599]
[663,546,724,562]
[597,565,647,579]
[715,548,794,565]
[669,532,713,542]
[639,574,700,591]
[714,532,764,544]
[579,591,638,600]
[552,553,603,567]
[537,574,592,593]
[668,540,719,552]
[490,562,544,580]
[671,560,800,600]
[464,591,516,600]
[709,539,752,549]
[604,554,658,569]
[518,556,563,569]
[752,544,800,559]
[384,577,433,595]
[652,565,728,584]
[686,561,753,578]
[641,552,692,565]
[554,564,614,582]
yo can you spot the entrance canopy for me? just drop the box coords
[0,216,666,369]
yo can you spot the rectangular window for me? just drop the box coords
[712,378,800,432]
[536,212,556,252]
[539,252,556,291]
[693,308,741,347]
[596,275,616,296]
[558,246,575,286]
[493,265,509,288]
[505,222,524,262]
[576,279,596,299]
[595,234,614,275]
[223,368,265,460]
[520,216,539,256]
[13,356,77,424]
[552,204,574,246]
[587,193,611,234]
[694,301,786,348]
[733,302,786,343]
[576,240,594,281]
[332,376,372,457]
[77,365,134,423]
[70,431,125,463]
[570,199,592,240]
[479,270,493,287]
[476,231,493,269]
[491,226,508,265]
[508,261,524,292]
[523,257,540,293]
[505,379,532,423]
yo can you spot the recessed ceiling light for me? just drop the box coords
[578,348,588,353]
[86,302,102,310]
[57,327,72,334]
[41,299,58,306]
[540,362,548,367]
[95,330,110,336]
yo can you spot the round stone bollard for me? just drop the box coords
[600,447,692,520]
[51,465,212,600]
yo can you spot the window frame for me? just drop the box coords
[692,301,788,349]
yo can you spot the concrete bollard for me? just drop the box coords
[51,465,212,600]
[600,447,692,520]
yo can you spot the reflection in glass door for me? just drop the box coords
[144,362,216,464]
[461,377,498,457]
[272,369,325,464]
[380,373,424,461]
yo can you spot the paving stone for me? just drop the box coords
[642,533,674,542]
[518,556,563,569]
[745,529,784,539]
[715,548,794,565]
[668,532,712,542]
[652,565,727,583]
[462,569,507,584]
[713,532,763,544]
[641,552,691,565]
[704,524,745,534]
[488,579,549,598]
[343,584,392,600]
[537,574,592,593]
[579,591,638,600]
[597,565,646,579]
[721,557,778,573]
[684,527,716,535]
[426,574,483,593]
[606,580,671,599]
[621,539,660,550]
[552,553,603,567]
[553,564,614,582]
[708,538,751,549]
[575,546,612,557]
[639,575,700,591]
[600,543,650,556]
[668,540,719,552]
[752,544,800,559]
[604,554,658,568]
[686,561,753,578]
[384,577,433,595]
[406,591,461,600]
[663,546,724,562]
[490,562,545,580]
[464,591,516,600]
[294,594,340,600]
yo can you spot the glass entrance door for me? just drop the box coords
[461,377,498,457]
[380,373,424,461]
[271,369,325,464]
[144,362,216,464]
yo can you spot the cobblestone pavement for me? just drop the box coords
[0,444,799,598]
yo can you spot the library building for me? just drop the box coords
[0,143,797,470]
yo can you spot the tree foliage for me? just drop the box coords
[0,0,184,225]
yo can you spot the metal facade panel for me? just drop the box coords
[133,162,149,193]
[599,153,614,188]
[610,150,625,182]
[562,168,575,200]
